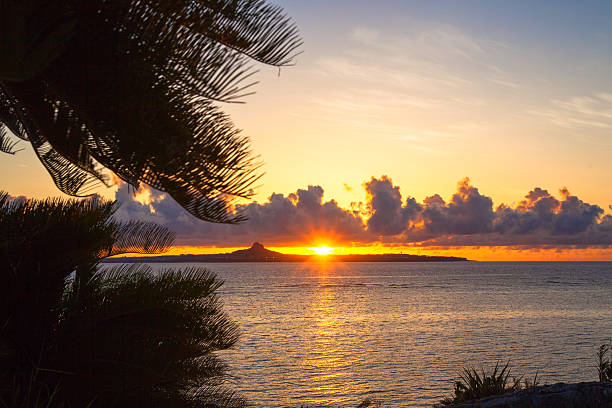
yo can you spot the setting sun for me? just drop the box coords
[310,246,334,255]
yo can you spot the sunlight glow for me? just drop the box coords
[310,246,334,255]
[133,185,153,205]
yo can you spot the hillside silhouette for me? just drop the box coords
[106,242,468,263]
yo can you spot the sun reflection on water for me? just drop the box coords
[294,263,362,406]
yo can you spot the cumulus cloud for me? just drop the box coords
[364,176,420,236]
[420,178,494,235]
[113,183,365,246]
[112,177,612,248]
[491,186,604,239]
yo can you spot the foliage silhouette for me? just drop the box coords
[439,361,539,405]
[56,265,244,407]
[0,193,242,407]
[0,0,301,223]
[598,343,612,382]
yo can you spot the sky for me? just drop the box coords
[2,0,612,260]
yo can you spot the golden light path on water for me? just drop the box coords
[295,261,358,406]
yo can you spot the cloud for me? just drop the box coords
[299,24,517,150]
[364,176,420,236]
[420,178,494,235]
[530,92,612,130]
[113,177,612,249]
[113,183,365,246]
[4,193,27,204]
[492,186,604,238]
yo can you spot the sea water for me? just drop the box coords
[143,261,612,407]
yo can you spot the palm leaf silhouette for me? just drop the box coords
[0,0,301,222]
[0,194,244,406]
[0,125,20,154]
[56,265,244,407]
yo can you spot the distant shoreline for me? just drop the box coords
[105,242,469,263]
[104,256,471,263]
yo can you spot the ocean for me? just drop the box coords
[144,261,612,407]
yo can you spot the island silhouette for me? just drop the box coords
[106,242,469,263]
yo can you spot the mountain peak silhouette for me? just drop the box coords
[229,242,281,259]
[251,242,265,251]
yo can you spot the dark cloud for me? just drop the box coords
[421,178,494,235]
[364,176,420,236]
[494,187,560,234]
[490,186,605,242]
[553,188,603,234]
[113,183,365,246]
[113,176,612,248]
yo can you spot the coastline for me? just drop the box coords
[105,242,469,263]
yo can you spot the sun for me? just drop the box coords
[310,246,334,255]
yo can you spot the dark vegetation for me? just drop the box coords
[0,194,243,407]
[439,345,612,406]
[439,361,539,405]
[0,0,301,222]
[1,0,301,406]
[599,342,612,382]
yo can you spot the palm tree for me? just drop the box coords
[0,193,243,407]
[57,265,244,407]
[0,0,301,223]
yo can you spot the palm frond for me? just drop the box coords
[0,81,32,140]
[55,265,241,406]
[0,0,301,223]
[107,220,176,257]
[0,125,20,154]
[1,196,243,406]
[0,81,109,196]
[188,385,246,408]
[0,194,117,382]
[147,0,303,66]
[0,2,76,82]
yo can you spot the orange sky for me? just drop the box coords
[142,244,612,262]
